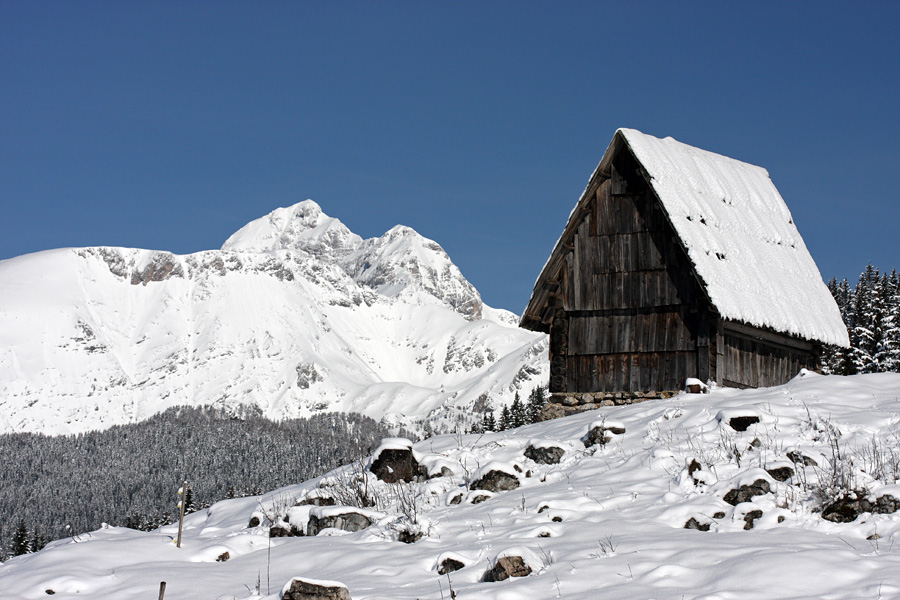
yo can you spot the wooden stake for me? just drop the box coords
[158,581,167,600]
[176,480,187,548]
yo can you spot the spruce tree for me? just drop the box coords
[10,520,30,556]
[499,405,511,431]
[481,411,496,432]
[526,386,547,424]
[880,270,900,372]
[849,264,880,374]
[509,393,526,428]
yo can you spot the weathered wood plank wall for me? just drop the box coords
[553,155,708,393]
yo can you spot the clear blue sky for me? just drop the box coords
[2,2,898,312]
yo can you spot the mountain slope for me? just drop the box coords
[0,200,547,435]
[2,372,899,599]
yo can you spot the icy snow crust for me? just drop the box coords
[3,373,900,599]
[0,200,547,435]
[618,129,848,347]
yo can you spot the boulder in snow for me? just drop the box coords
[584,420,626,447]
[471,463,520,493]
[438,557,465,575]
[822,493,900,523]
[281,577,351,600]
[766,465,794,482]
[369,438,420,484]
[484,556,532,582]
[684,517,710,531]
[728,416,760,432]
[306,507,378,536]
[723,479,771,506]
[524,441,565,465]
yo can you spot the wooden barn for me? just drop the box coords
[520,128,849,414]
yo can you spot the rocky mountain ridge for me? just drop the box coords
[0,200,547,435]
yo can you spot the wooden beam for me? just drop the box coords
[723,320,815,353]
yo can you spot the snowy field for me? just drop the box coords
[3,372,900,599]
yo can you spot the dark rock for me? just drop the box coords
[712,511,726,519]
[688,459,702,477]
[484,556,532,582]
[777,516,785,523]
[216,551,230,562]
[723,479,771,505]
[45,591,55,596]
[281,578,351,600]
[584,424,626,447]
[297,495,335,507]
[551,516,562,522]
[537,504,550,513]
[538,531,551,537]
[749,438,762,449]
[684,517,710,531]
[471,494,492,504]
[868,533,881,541]
[743,509,763,530]
[787,451,817,467]
[822,493,900,523]
[270,524,303,538]
[307,511,373,536]
[471,470,520,493]
[398,529,424,544]
[524,444,565,465]
[248,516,261,528]
[438,558,465,575]
[448,493,463,505]
[370,447,420,484]
[728,416,760,432]
[766,466,794,482]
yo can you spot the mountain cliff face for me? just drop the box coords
[0,200,547,435]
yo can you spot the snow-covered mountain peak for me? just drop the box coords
[343,223,483,320]
[221,200,362,259]
[0,201,548,435]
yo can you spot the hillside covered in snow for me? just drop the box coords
[0,200,547,435]
[2,372,900,599]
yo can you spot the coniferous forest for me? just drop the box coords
[0,407,396,559]
[821,265,900,375]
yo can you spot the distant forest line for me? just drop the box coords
[0,407,397,560]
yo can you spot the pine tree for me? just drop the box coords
[509,393,526,428]
[29,526,47,553]
[10,520,30,556]
[880,270,900,372]
[849,264,881,374]
[481,411,496,432]
[822,278,852,374]
[499,405,511,431]
[183,486,197,515]
[526,386,547,424]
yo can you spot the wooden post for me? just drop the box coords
[176,480,187,548]
[158,581,167,600]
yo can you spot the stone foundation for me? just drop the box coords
[541,391,677,420]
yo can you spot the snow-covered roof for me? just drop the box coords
[608,129,847,346]
[525,128,847,347]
